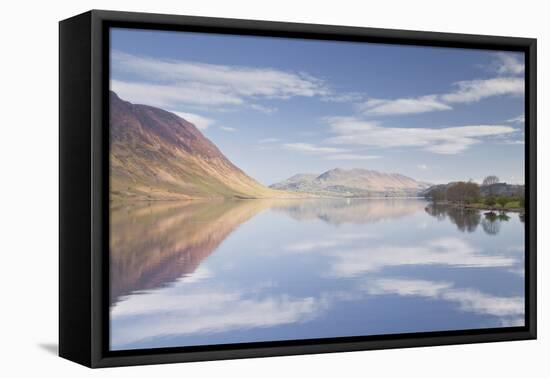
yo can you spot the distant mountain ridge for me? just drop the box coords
[110,91,286,201]
[270,168,430,197]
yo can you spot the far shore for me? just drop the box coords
[428,200,525,213]
[109,193,431,205]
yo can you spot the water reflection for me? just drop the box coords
[273,198,425,225]
[110,198,525,350]
[304,236,517,278]
[366,278,524,325]
[110,199,277,304]
[110,198,428,304]
[424,204,512,235]
[481,212,510,235]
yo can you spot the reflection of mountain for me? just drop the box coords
[110,91,284,201]
[110,198,428,304]
[273,198,426,225]
[424,204,510,235]
[114,199,519,307]
[271,168,430,197]
[110,198,525,348]
[110,199,275,305]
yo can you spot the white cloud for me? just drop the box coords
[328,237,517,277]
[170,111,215,130]
[507,245,525,254]
[360,95,451,116]
[325,154,381,161]
[111,50,329,111]
[281,232,524,323]
[174,267,213,284]
[111,79,244,108]
[367,278,524,318]
[286,240,348,253]
[357,76,524,116]
[324,116,516,155]
[282,142,346,154]
[282,234,519,277]
[284,233,375,253]
[492,53,525,76]
[258,138,280,144]
[417,164,428,170]
[441,77,524,104]
[368,279,453,298]
[250,104,278,114]
[499,317,525,327]
[111,286,323,348]
[501,140,525,145]
[507,114,525,124]
[322,92,364,103]
[444,288,524,317]
[220,126,237,132]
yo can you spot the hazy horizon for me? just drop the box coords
[110,28,525,186]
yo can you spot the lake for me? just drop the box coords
[109,198,525,351]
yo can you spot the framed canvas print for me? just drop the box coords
[59,10,537,368]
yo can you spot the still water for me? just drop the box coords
[109,198,525,351]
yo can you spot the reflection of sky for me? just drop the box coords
[110,199,524,350]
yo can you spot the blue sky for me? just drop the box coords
[110,28,525,186]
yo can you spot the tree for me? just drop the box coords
[497,196,509,208]
[485,196,496,207]
[431,188,446,202]
[482,175,499,186]
[463,182,481,203]
[446,181,480,203]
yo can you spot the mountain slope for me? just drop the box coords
[271,168,430,197]
[110,91,284,201]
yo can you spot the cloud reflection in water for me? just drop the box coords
[110,198,525,350]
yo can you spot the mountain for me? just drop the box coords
[110,91,286,201]
[270,168,430,197]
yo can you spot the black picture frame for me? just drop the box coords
[59,9,537,368]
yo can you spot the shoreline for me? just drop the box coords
[109,194,429,203]
[427,200,525,213]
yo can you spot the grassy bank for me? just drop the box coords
[431,199,524,212]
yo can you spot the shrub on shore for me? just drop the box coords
[425,182,524,210]
[485,196,496,207]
